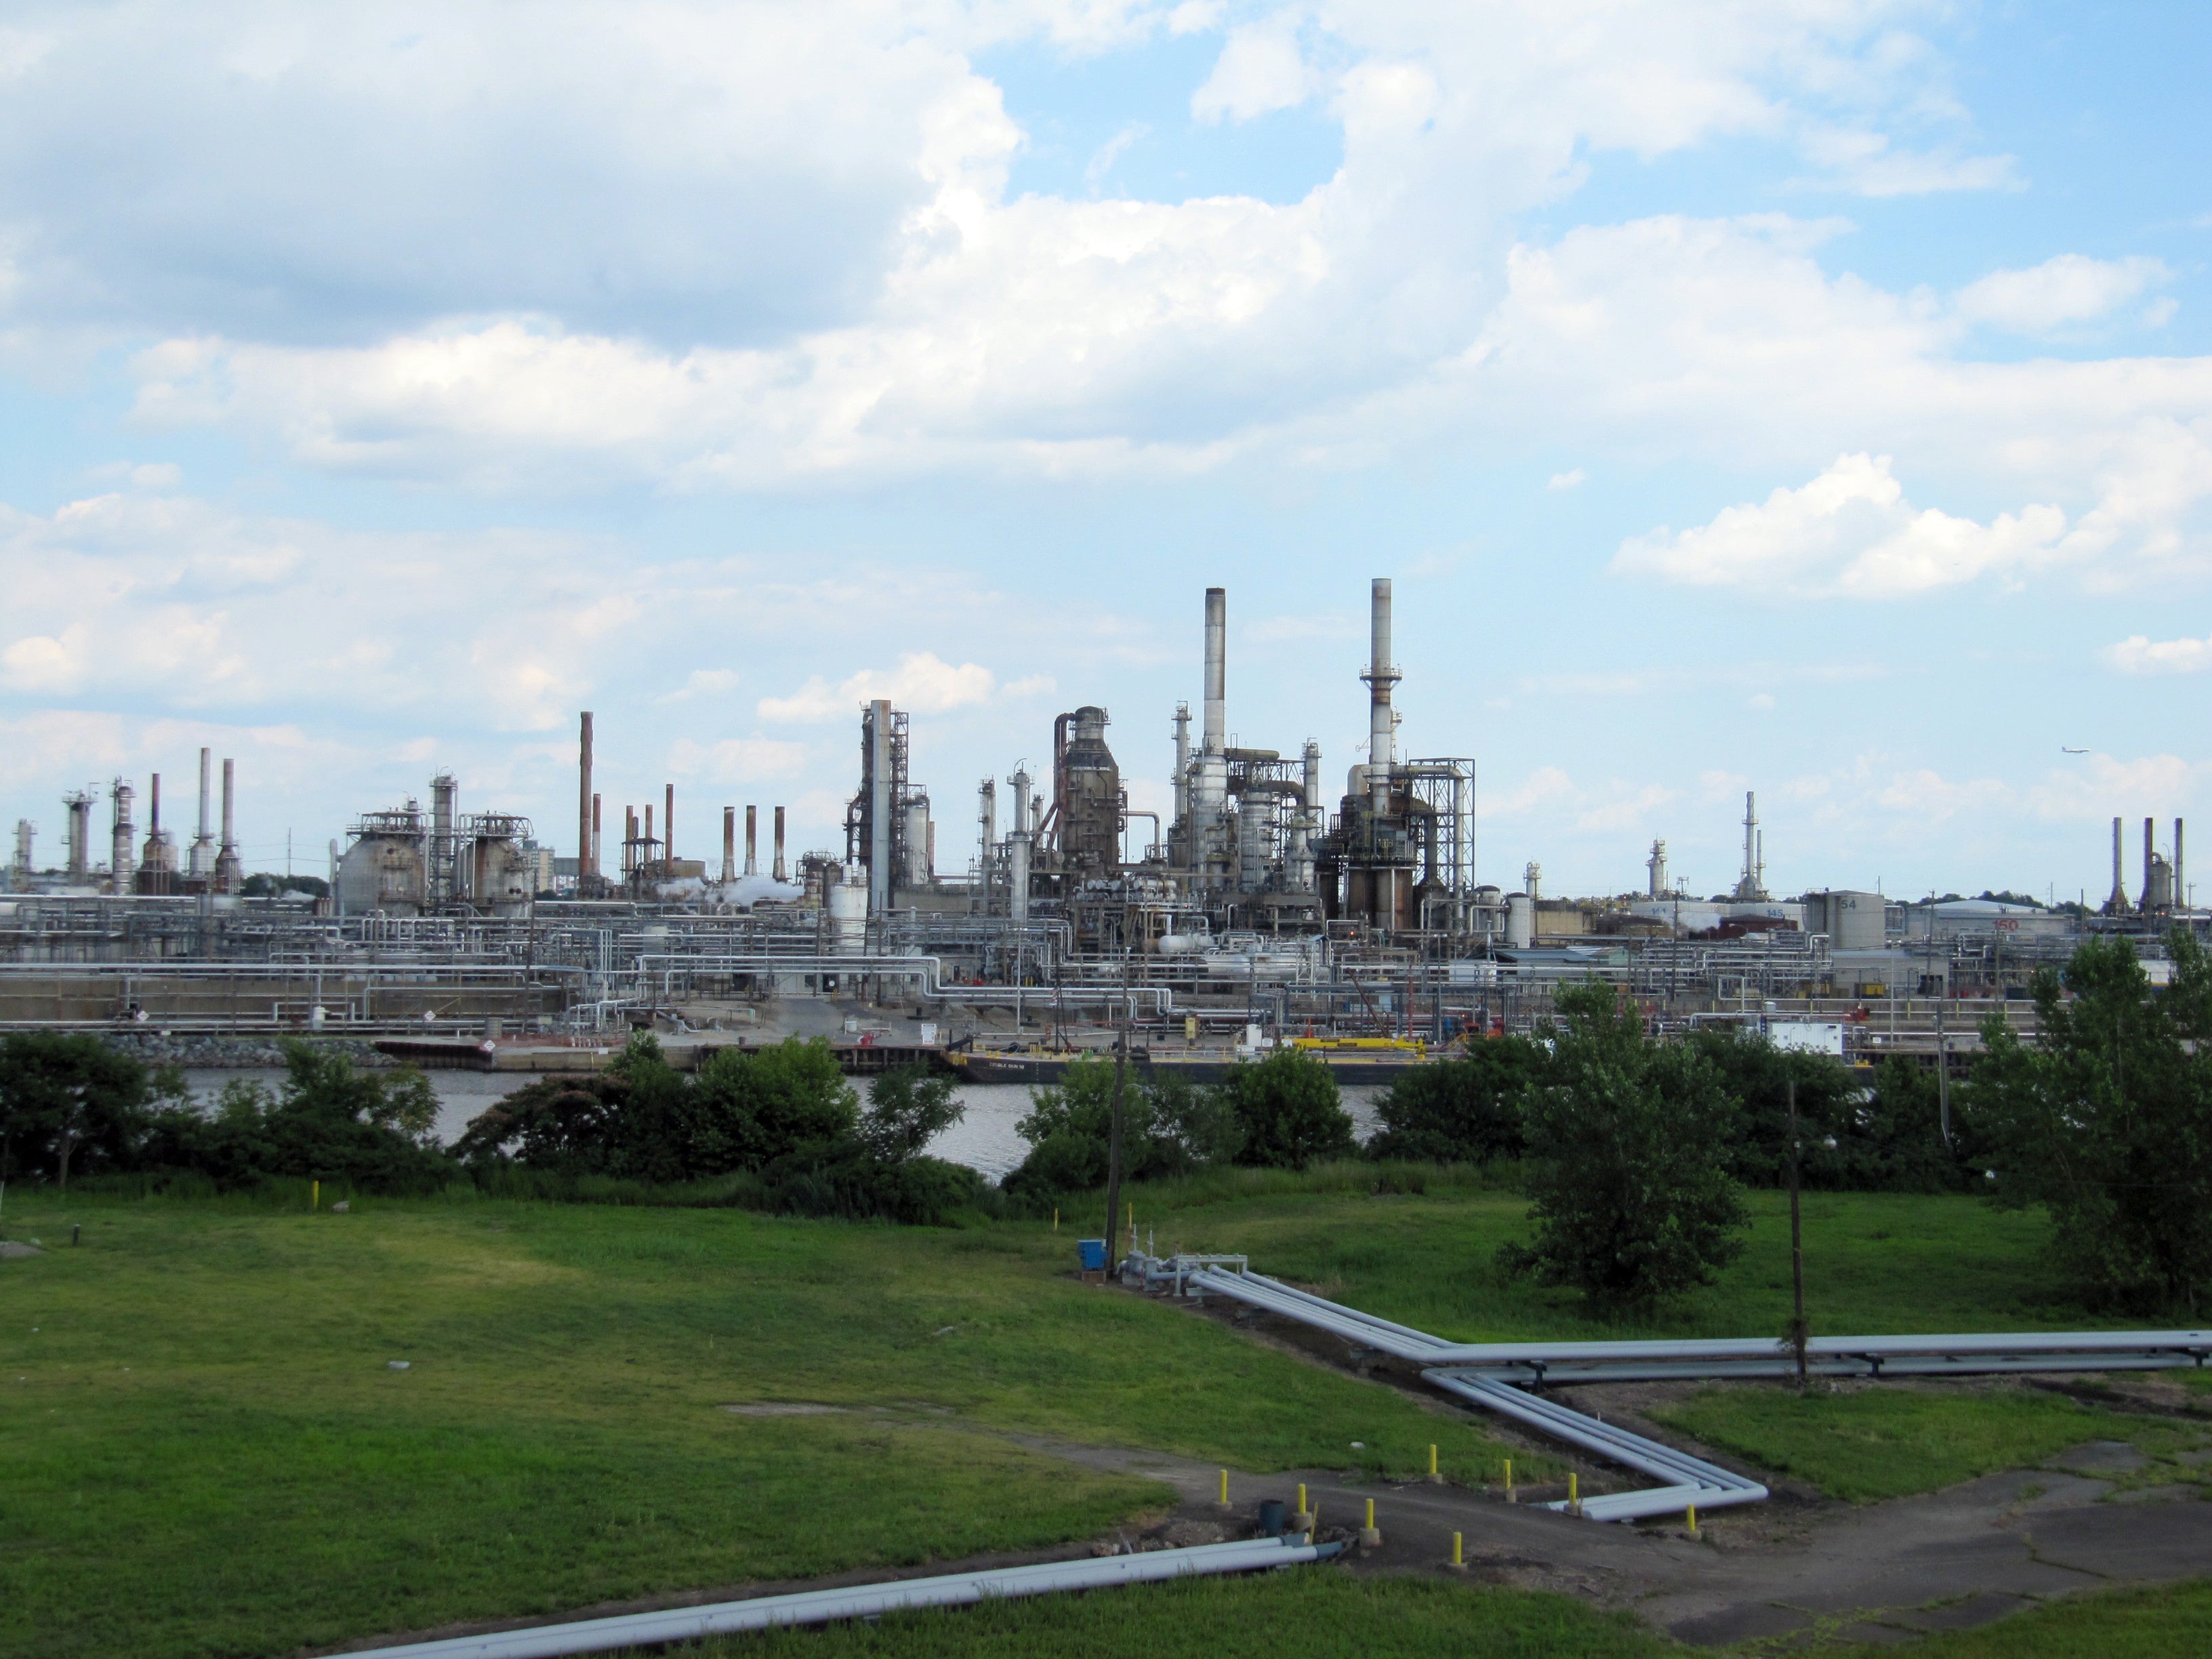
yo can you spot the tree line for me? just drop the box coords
[5,932,2207,1312]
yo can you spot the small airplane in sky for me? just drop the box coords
[2062,746,2088,754]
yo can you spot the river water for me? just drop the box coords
[176,1071,1389,1181]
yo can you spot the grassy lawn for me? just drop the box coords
[3,1175,2198,1658]
[1128,1166,2083,1343]
[1652,1383,2212,1502]
[1134,1168,2212,1501]
[671,1570,2212,1659]
[0,1191,1522,1659]
[694,1570,1671,1658]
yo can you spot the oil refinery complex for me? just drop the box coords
[1,578,2200,1077]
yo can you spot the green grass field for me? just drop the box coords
[3,1174,2203,1658]
[1126,1166,2089,1341]
[0,1189,1523,1659]
[1653,1383,2212,1502]
[668,1570,2212,1659]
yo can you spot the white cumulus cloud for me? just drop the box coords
[1614,453,2068,597]
[1955,254,2171,335]
[758,653,1006,723]
[2104,632,2212,675]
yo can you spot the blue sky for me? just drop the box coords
[2,1,2208,903]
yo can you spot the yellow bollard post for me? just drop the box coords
[1569,1472,1580,1517]
[1685,1503,1698,1538]
[1503,1458,1514,1502]
[1219,1469,1230,1507]
[1359,1496,1381,1549]
[1294,1481,1313,1533]
[1052,1208,1059,1232]
[312,1179,319,1210]
[1428,1443,1439,1483]
[1452,1531,1465,1569]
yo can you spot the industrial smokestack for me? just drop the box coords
[213,758,241,895]
[2177,817,2187,911]
[2112,816,2127,911]
[2146,817,2156,916]
[191,746,213,877]
[1361,577,1399,807]
[1202,588,1226,756]
[745,805,758,876]
[773,805,787,883]
[644,803,655,864]
[665,784,676,865]
[722,806,736,883]
[578,712,594,890]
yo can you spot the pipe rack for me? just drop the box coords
[1181,1263,2212,1523]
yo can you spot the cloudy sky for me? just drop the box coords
[3,1,2207,902]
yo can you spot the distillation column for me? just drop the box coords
[110,779,136,894]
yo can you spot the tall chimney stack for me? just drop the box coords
[190,746,214,877]
[745,804,758,876]
[2146,817,2157,915]
[1202,588,1227,756]
[213,757,242,895]
[2177,817,2186,911]
[665,785,675,865]
[722,806,736,883]
[2111,816,2127,912]
[773,806,787,882]
[1361,577,1399,808]
[578,712,594,893]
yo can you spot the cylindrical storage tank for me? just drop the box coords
[903,798,933,886]
[1505,893,1533,949]
[829,870,869,952]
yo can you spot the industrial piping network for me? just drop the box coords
[1179,1263,2212,1524]
[335,1536,1340,1659]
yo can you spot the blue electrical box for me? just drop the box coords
[1077,1238,1109,1271]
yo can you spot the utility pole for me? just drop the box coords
[1787,1078,1808,1391]
[1936,999,1951,1145]
[1103,963,1130,1267]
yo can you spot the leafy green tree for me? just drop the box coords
[1223,1048,1356,1171]
[857,1063,964,1162]
[1003,1057,1244,1202]
[0,1033,157,1187]
[140,1042,451,1192]
[1367,1038,1541,1164]
[457,1035,857,1181]
[1501,982,1747,1312]
[1143,1069,1243,1174]
[691,1038,858,1170]
[1967,933,2212,1313]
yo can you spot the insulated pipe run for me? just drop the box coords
[337,1538,1338,1659]
[1202,588,1226,756]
